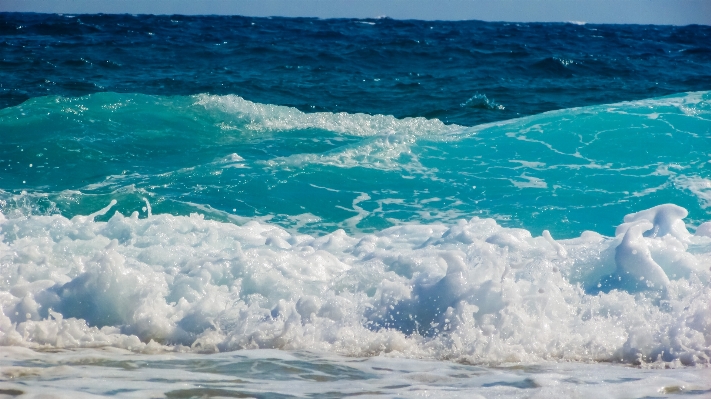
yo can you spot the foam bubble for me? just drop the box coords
[0,202,709,365]
[675,176,711,208]
[195,94,467,138]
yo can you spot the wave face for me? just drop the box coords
[1,91,710,237]
[1,92,711,365]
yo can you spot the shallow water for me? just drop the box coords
[2,91,711,238]
[2,348,711,398]
[1,13,711,398]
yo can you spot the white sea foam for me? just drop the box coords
[0,202,709,366]
[194,93,467,138]
[676,175,711,208]
[194,94,470,176]
[263,133,436,176]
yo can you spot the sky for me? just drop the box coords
[1,0,710,25]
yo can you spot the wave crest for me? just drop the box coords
[1,202,710,365]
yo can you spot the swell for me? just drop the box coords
[0,92,710,364]
[2,13,710,127]
[1,91,710,238]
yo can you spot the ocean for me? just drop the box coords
[0,13,710,398]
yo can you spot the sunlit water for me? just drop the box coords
[1,13,710,398]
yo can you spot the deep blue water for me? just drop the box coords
[2,14,710,125]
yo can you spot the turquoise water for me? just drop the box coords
[2,91,710,237]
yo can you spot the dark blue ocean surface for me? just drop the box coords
[1,13,710,124]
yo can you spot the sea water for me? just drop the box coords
[0,13,711,398]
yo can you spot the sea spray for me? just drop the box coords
[1,201,709,365]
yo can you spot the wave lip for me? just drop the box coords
[195,93,468,138]
[0,201,709,366]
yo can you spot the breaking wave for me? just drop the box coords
[1,201,710,366]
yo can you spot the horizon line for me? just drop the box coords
[2,11,708,28]
[2,0,710,26]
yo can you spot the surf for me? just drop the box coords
[0,197,709,366]
[1,90,710,237]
